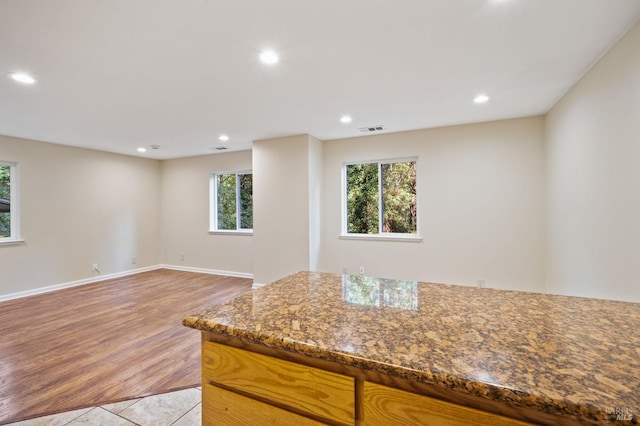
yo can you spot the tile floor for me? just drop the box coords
[6,387,201,426]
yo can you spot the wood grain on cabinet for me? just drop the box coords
[203,341,355,425]
[202,384,326,426]
[362,381,533,426]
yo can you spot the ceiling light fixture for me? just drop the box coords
[137,147,147,153]
[259,50,279,65]
[340,115,353,124]
[219,134,229,141]
[7,72,36,85]
[473,94,490,104]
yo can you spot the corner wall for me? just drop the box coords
[252,134,320,286]
[160,150,253,275]
[0,135,161,297]
[545,21,640,302]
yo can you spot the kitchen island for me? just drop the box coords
[183,271,640,425]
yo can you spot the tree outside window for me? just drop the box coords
[345,159,417,235]
[0,164,10,238]
[211,171,253,232]
[0,161,18,241]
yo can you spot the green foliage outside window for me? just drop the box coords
[382,162,417,233]
[216,174,237,230]
[239,174,253,229]
[0,165,10,238]
[215,172,253,231]
[346,160,417,234]
[346,163,379,234]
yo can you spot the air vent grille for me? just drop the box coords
[214,147,228,151]
[358,125,386,133]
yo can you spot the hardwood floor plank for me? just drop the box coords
[0,269,252,424]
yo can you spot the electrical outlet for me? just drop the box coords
[92,263,100,274]
[131,256,137,265]
[180,254,185,261]
[477,279,485,288]
[359,266,365,275]
[342,267,348,275]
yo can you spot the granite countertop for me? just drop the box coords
[183,271,640,424]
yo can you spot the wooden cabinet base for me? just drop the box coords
[200,338,538,426]
[362,382,531,426]
[202,384,325,426]
[202,341,354,425]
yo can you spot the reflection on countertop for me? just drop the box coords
[184,271,640,424]
[341,275,419,310]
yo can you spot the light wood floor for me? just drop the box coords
[0,269,252,424]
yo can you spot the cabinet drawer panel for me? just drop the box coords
[363,382,532,426]
[203,342,354,425]
[203,384,325,426]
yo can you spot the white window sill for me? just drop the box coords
[340,234,423,242]
[0,238,25,246]
[208,230,253,236]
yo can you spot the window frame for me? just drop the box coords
[0,160,22,245]
[209,169,253,235]
[341,157,422,242]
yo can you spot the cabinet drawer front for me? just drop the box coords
[203,384,325,426]
[363,382,532,426]
[203,342,354,425]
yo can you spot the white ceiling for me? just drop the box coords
[1,0,640,160]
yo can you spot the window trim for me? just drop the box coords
[209,169,253,235]
[0,160,23,245]
[341,157,421,241]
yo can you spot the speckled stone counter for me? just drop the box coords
[183,271,640,425]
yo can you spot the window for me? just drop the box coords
[210,171,253,233]
[0,161,20,243]
[343,159,418,238]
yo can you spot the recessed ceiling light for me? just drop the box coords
[340,115,353,124]
[259,50,279,65]
[7,72,36,85]
[473,94,490,104]
[219,134,229,142]
[137,147,147,153]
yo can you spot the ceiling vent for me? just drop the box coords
[358,125,386,133]
[214,146,228,151]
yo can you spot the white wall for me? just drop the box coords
[160,150,253,275]
[319,117,547,292]
[0,135,161,297]
[252,134,319,285]
[545,21,640,302]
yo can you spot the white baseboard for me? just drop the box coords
[160,264,253,280]
[0,265,162,302]
[0,265,255,302]
[251,282,267,290]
